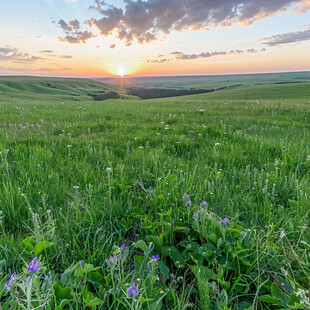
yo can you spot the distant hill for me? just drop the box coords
[0,76,123,101]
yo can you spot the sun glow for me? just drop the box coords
[118,67,126,77]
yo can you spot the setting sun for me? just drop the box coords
[118,67,126,77]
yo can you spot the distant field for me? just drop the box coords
[0,76,309,309]
[96,71,310,90]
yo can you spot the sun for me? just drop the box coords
[118,67,126,77]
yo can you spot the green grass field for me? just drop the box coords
[0,76,309,309]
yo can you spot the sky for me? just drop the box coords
[0,0,310,77]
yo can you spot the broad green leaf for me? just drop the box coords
[54,285,72,300]
[34,241,53,255]
[135,240,148,253]
[85,297,103,307]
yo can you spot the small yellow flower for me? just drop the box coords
[217,171,221,174]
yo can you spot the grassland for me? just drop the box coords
[0,76,309,309]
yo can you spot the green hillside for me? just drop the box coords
[0,76,121,101]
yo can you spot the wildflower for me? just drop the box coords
[224,218,229,223]
[200,201,207,207]
[148,254,160,270]
[80,260,84,267]
[217,171,221,174]
[210,212,215,217]
[307,146,309,149]
[27,257,42,274]
[5,273,16,291]
[219,221,224,226]
[120,243,126,250]
[150,190,155,193]
[183,193,189,199]
[105,259,110,265]
[127,282,138,297]
[26,276,31,282]
[186,200,192,205]
[121,253,124,259]
[152,254,160,260]
[73,185,79,189]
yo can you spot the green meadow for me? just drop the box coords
[0,76,309,309]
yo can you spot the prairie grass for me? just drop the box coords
[0,79,309,309]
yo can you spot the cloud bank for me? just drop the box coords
[147,48,266,62]
[58,0,310,44]
[0,47,44,63]
[262,29,310,45]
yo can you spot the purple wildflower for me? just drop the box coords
[105,259,110,265]
[80,260,84,267]
[120,243,126,250]
[224,218,229,223]
[219,221,224,226]
[152,254,160,260]
[27,257,42,274]
[210,212,215,217]
[127,282,138,297]
[183,193,189,199]
[5,273,16,291]
[186,200,192,205]
[26,276,31,282]
[200,201,208,207]
[194,212,199,217]
[150,190,155,193]
[307,146,309,149]
[121,253,124,259]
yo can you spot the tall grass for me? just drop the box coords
[0,87,309,309]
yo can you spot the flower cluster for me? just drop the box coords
[147,254,160,270]
[219,218,230,226]
[5,273,16,291]
[127,282,138,297]
[183,193,192,205]
[105,243,126,265]
[27,257,42,274]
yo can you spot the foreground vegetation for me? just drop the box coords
[0,77,309,309]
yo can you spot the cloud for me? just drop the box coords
[109,44,116,49]
[262,29,310,45]
[38,50,73,59]
[58,31,96,44]
[0,46,44,63]
[147,58,171,63]
[73,0,309,45]
[148,48,266,62]
[39,50,54,53]
[58,19,96,43]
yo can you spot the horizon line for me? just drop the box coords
[0,69,310,79]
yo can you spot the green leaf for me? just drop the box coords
[85,297,103,307]
[55,299,70,310]
[267,242,281,250]
[135,240,148,253]
[163,246,184,267]
[271,282,290,307]
[87,272,104,287]
[146,235,162,252]
[259,295,278,303]
[134,255,145,271]
[34,241,53,255]
[54,285,72,300]
[22,237,35,252]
